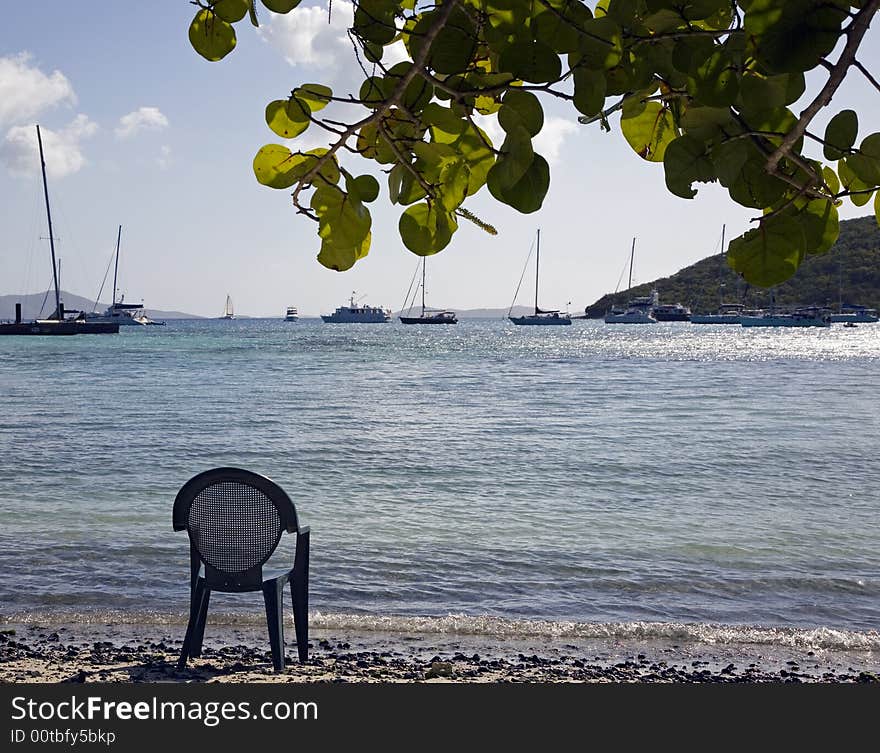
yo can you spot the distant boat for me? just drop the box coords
[604,238,656,324]
[828,305,878,324]
[508,228,571,326]
[740,306,831,327]
[691,303,746,324]
[399,258,457,324]
[691,225,745,325]
[220,295,234,320]
[284,305,298,321]
[321,292,391,323]
[0,125,118,336]
[86,225,164,326]
[651,301,691,322]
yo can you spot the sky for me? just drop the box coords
[1,2,878,318]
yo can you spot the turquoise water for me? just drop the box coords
[1,318,878,649]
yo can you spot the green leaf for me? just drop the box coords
[822,165,840,194]
[311,186,371,247]
[487,125,534,191]
[487,154,550,214]
[824,110,858,161]
[317,231,371,272]
[577,17,623,69]
[728,156,788,209]
[498,90,544,137]
[354,0,398,45]
[212,0,250,23]
[422,103,467,143]
[621,101,677,162]
[498,41,562,84]
[727,216,806,287]
[294,84,332,112]
[875,190,880,228]
[351,174,380,203]
[399,202,458,255]
[261,0,302,12]
[847,133,880,185]
[189,9,237,62]
[265,98,310,139]
[572,67,607,117]
[794,198,839,255]
[687,49,739,107]
[746,0,847,73]
[663,134,716,199]
[838,157,874,206]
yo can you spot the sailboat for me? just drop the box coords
[508,228,571,325]
[0,125,118,336]
[399,257,457,324]
[86,225,164,326]
[691,225,745,324]
[826,247,879,323]
[604,238,656,324]
[220,295,234,320]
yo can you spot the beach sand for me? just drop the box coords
[2,622,878,683]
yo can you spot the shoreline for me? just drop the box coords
[2,622,878,684]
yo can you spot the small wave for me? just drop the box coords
[4,610,878,652]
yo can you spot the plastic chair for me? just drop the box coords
[172,467,310,671]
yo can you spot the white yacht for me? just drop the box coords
[85,226,164,326]
[828,305,878,323]
[321,292,391,323]
[691,303,746,325]
[284,306,299,321]
[604,239,657,324]
[740,306,831,327]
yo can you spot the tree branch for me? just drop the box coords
[765,1,880,175]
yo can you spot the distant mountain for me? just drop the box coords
[584,215,880,317]
[0,290,200,321]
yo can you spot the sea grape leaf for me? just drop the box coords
[621,101,676,162]
[399,202,458,255]
[261,0,302,12]
[212,0,250,23]
[189,9,237,61]
[265,98,311,139]
[727,216,806,287]
[498,90,544,137]
[487,153,550,214]
[824,110,858,161]
[294,84,333,112]
[663,134,716,199]
[317,231,371,272]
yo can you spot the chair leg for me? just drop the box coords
[191,587,211,657]
[291,571,309,662]
[262,580,285,672]
[178,578,207,670]
[291,529,310,662]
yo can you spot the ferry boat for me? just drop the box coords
[321,292,391,323]
[740,306,831,328]
[284,306,298,321]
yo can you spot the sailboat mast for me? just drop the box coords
[628,237,635,291]
[421,257,426,317]
[112,225,122,306]
[719,223,726,307]
[36,125,62,320]
[535,228,540,315]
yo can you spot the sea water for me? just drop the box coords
[0,318,878,652]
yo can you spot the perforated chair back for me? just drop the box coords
[173,468,300,592]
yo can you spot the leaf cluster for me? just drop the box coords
[187,0,880,282]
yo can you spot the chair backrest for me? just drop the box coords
[173,468,300,591]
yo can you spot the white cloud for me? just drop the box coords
[2,115,98,178]
[534,117,577,165]
[157,144,172,170]
[115,106,169,139]
[260,2,355,69]
[0,52,76,128]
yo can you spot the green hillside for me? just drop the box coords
[585,215,880,317]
